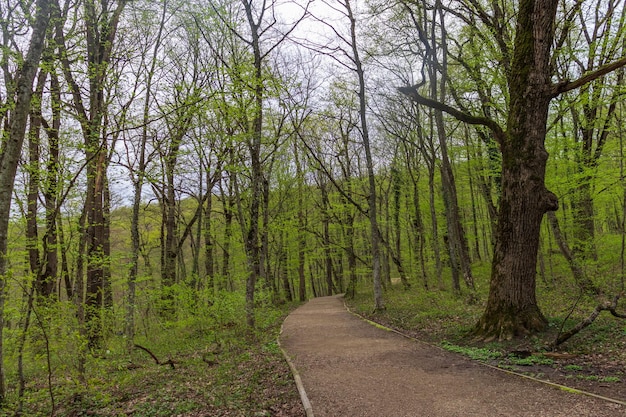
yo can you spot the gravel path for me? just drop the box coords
[279,295,625,417]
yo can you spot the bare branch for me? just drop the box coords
[397,85,505,143]
[551,56,626,97]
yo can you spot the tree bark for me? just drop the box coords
[294,143,307,302]
[42,71,62,299]
[0,0,51,401]
[473,0,560,340]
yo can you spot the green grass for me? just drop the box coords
[440,341,502,361]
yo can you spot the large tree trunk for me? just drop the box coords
[473,0,559,340]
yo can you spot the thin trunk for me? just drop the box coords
[27,71,45,286]
[320,181,334,296]
[294,144,307,301]
[204,186,215,297]
[221,181,233,290]
[391,168,403,285]
[193,168,203,282]
[465,132,482,262]
[280,231,292,302]
[42,71,62,299]
[546,211,597,293]
[431,2,474,291]
[346,0,383,310]
[427,160,443,288]
[127,0,166,351]
[103,176,112,309]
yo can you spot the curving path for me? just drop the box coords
[279,295,624,417]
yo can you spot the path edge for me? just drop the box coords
[342,296,626,408]
[278,324,315,417]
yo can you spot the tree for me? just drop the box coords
[0,0,52,402]
[559,2,625,265]
[54,0,128,348]
[203,0,308,327]
[400,0,626,340]
[123,0,170,352]
[305,0,384,309]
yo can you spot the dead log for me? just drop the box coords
[551,294,626,349]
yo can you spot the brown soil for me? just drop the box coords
[280,295,625,417]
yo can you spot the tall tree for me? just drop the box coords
[400,0,626,339]
[0,0,52,402]
[206,0,308,326]
[308,0,384,309]
[55,0,128,348]
[560,1,626,264]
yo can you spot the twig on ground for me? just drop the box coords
[134,344,176,369]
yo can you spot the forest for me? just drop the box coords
[1,0,626,415]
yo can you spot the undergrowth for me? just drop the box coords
[345,266,626,367]
[1,288,303,417]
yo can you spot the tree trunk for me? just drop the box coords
[26,71,45,287]
[430,3,474,291]
[546,211,597,293]
[474,0,560,340]
[0,0,51,401]
[204,184,215,297]
[295,144,307,302]
[346,0,384,310]
[427,157,443,288]
[392,166,410,289]
[41,71,62,299]
[127,0,166,350]
[220,179,233,291]
[320,181,334,296]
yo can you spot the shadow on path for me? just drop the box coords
[280,295,624,417]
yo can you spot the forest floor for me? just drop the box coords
[280,295,625,416]
[8,299,306,417]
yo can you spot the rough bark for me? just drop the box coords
[41,70,62,300]
[473,0,560,339]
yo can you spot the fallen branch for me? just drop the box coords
[134,344,176,369]
[551,294,626,349]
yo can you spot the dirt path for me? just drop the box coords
[279,295,625,417]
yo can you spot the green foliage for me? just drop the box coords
[4,288,301,416]
[505,355,554,366]
[440,341,502,361]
